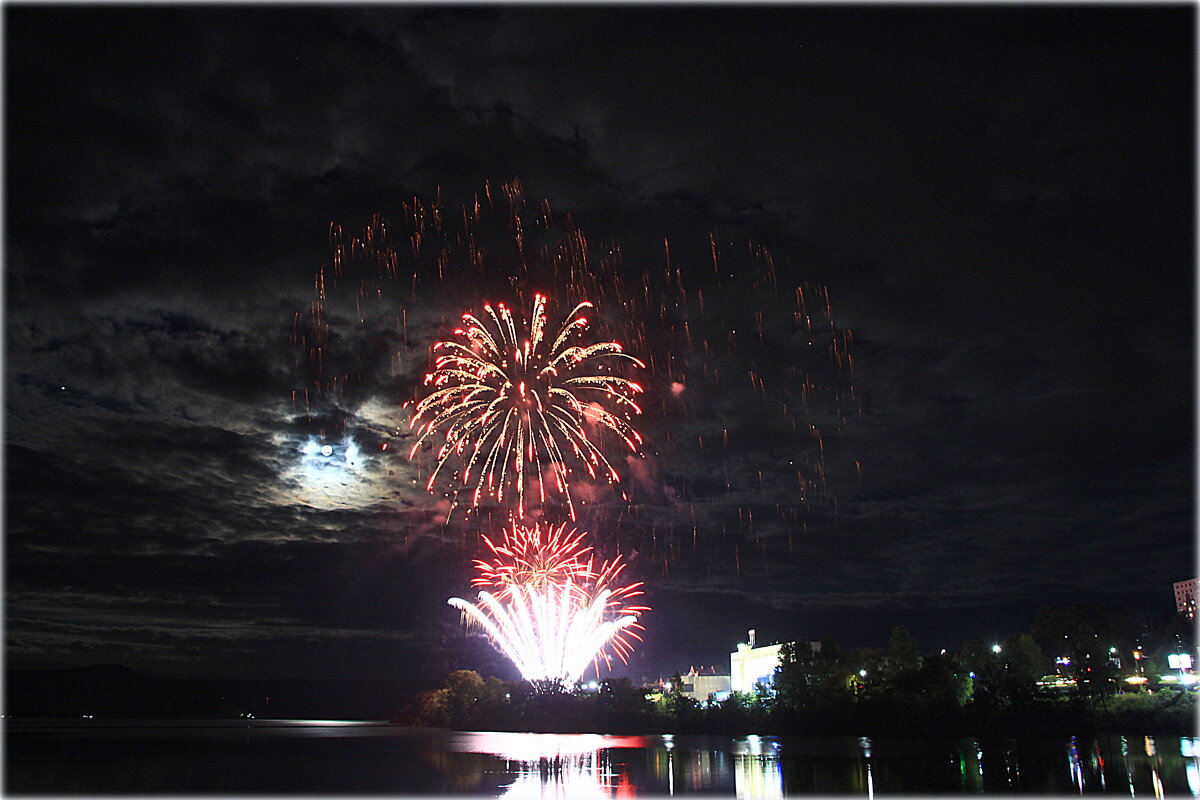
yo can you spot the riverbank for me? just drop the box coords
[411,685,1197,737]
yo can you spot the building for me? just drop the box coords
[679,667,732,703]
[1175,579,1197,619]
[729,630,821,694]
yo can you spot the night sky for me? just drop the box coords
[5,6,1194,685]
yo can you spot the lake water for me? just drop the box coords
[5,719,1198,795]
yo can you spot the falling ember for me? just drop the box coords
[449,521,648,683]
[409,294,645,519]
[293,179,858,585]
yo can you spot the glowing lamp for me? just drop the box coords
[1168,654,1193,670]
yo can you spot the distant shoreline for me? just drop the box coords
[5,711,1194,738]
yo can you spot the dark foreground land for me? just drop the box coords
[7,663,1195,737]
[408,669,1197,737]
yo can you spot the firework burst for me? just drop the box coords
[409,293,645,519]
[449,521,648,683]
[471,520,594,597]
[295,179,856,582]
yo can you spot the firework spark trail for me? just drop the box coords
[294,179,858,578]
[286,181,865,689]
[448,586,636,684]
[409,294,645,520]
[471,520,593,597]
[449,521,648,682]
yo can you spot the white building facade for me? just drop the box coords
[729,630,783,694]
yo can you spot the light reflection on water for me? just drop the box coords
[444,730,1200,798]
[5,721,1199,795]
[858,736,873,800]
[1184,737,1200,796]
[450,731,644,797]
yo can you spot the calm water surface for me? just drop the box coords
[6,719,1198,795]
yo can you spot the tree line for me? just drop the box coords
[403,604,1196,734]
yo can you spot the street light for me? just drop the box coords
[992,644,1002,654]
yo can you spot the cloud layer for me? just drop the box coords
[6,6,1192,679]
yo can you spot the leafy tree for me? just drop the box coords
[752,679,775,708]
[703,690,753,730]
[416,687,449,727]
[596,677,654,726]
[1003,633,1049,688]
[416,670,512,728]
[888,625,921,672]
[774,642,808,709]
[888,650,973,717]
[659,671,699,719]
[476,676,513,722]
[444,669,486,727]
[1031,604,1133,669]
[851,647,885,696]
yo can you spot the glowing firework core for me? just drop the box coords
[448,521,647,683]
[410,294,644,519]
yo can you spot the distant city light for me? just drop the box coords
[992,644,1002,654]
[1036,675,1077,688]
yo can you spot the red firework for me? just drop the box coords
[409,293,644,519]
